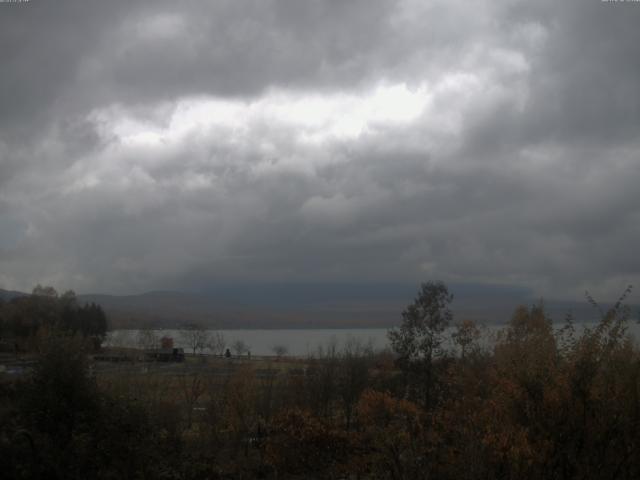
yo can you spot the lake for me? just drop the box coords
[105,328,391,356]
[105,321,640,357]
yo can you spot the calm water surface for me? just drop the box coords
[106,322,640,357]
[106,328,390,356]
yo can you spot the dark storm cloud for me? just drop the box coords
[0,1,130,136]
[1,0,639,300]
[104,0,397,99]
[1,0,395,127]
[507,1,640,147]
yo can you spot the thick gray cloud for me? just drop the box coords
[1,0,639,301]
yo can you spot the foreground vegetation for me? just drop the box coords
[1,282,640,479]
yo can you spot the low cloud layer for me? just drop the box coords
[1,0,639,300]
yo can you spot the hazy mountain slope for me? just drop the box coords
[78,283,620,329]
[0,288,28,302]
[1,284,625,329]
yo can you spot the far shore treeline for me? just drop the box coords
[1,281,640,479]
[0,285,107,351]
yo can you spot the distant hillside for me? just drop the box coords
[77,283,625,330]
[0,288,28,302]
[2,284,630,329]
[78,289,407,329]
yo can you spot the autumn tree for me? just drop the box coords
[136,327,159,350]
[11,332,171,478]
[337,338,372,429]
[232,339,249,356]
[271,344,288,359]
[355,389,427,480]
[2,286,107,350]
[388,281,453,407]
[208,331,226,356]
[265,408,350,477]
[306,340,340,418]
[452,319,482,359]
[179,323,211,355]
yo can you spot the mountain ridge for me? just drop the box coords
[2,285,632,329]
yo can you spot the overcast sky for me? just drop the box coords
[1,0,639,300]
